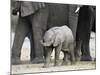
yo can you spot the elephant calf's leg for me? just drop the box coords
[54,44,62,66]
[75,41,82,61]
[62,51,70,65]
[30,8,48,63]
[69,44,75,64]
[81,41,92,61]
[43,47,53,68]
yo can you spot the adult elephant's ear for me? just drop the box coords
[53,35,61,47]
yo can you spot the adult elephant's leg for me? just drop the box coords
[27,30,35,61]
[80,24,93,61]
[68,5,78,39]
[79,6,94,61]
[11,17,30,64]
[81,40,92,61]
[30,8,48,63]
[68,5,79,61]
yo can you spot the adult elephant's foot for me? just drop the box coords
[31,57,45,64]
[42,63,50,68]
[11,58,22,65]
[80,55,92,61]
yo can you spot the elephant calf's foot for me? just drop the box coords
[43,63,50,68]
[75,56,81,62]
[80,55,92,61]
[71,61,76,65]
[54,62,60,66]
[61,61,69,65]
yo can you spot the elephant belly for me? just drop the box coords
[47,3,69,28]
[62,37,74,52]
[62,42,69,52]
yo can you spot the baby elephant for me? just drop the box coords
[40,25,75,67]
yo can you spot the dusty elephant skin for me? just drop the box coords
[75,6,96,61]
[41,25,75,68]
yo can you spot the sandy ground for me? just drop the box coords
[11,32,96,74]
[11,61,95,74]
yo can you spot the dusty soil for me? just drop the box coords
[11,61,95,74]
[11,32,96,74]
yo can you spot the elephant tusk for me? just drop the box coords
[75,7,80,14]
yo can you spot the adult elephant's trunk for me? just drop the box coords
[68,5,78,39]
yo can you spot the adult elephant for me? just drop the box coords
[75,5,96,61]
[11,1,48,64]
[11,1,80,64]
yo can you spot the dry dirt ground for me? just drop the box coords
[11,32,96,75]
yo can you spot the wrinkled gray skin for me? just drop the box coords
[41,25,75,67]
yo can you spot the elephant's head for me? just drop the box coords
[40,30,55,47]
[40,29,61,47]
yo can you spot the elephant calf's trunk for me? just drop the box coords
[40,40,51,47]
